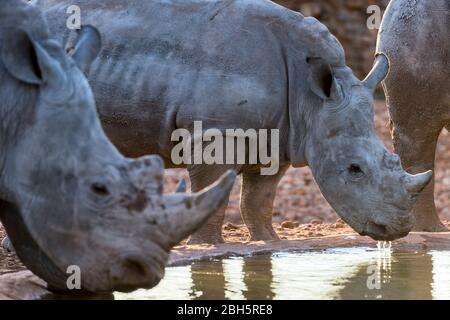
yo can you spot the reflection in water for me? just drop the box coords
[190,260,227,300]
[187,256,275,300]
[242,256,275,300]
[338,252,433,299]
[114,249,450,300]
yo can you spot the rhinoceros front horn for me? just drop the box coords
[404,170,433,194]
[151,170,236,247]
[363,53,390,91]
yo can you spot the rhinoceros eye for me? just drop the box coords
[91,182,110,197]
[348,164,365,179]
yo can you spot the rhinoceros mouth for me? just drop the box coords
[360,220,411,241]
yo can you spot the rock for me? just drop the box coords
[0,271,49,300]
[281,221,300,229]
[223,222,240,231]
[1,237,14,253]
[302,215,318,224]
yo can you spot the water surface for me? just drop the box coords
[115,247,450,300]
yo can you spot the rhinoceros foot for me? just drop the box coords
[248,230,280,242]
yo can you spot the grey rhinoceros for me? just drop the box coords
[0,0,235,293]
[39,0,433,243]
[377,0,450,232]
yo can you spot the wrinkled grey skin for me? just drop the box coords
[39,0,433,243]
[377,0,450,232]
[0,0,235,293]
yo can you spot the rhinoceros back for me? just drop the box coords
[39,0,346,161]
[377,0,449,83]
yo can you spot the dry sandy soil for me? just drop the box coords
[1,99,450,277]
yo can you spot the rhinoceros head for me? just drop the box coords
[0,2,235,293]
[304,54,431,241]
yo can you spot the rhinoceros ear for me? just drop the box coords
[71,25,102,74]
[307,57,341,101]
[1,29,43,85]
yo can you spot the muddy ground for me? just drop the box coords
[1,99,450,277]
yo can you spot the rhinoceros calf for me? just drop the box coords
[377,0,450,232]
[0,0,235,293]
[40,0,433,244]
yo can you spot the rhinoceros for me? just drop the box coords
[0,0,235,293]
[39,0,433,244]
[377,0,450,232]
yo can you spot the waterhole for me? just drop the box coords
[114,247,450,300]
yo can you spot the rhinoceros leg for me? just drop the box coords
[240,165,289,241]
[388,98,448,232]
[187,165,240,244]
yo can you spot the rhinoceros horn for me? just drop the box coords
[404,170,433,194]
[148,170,236,246]
[363,53,390,91]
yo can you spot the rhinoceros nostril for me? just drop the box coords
[365,221,389,237]
[371,222,388,235]
[91,182,110,196]
[122,257,148,279]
